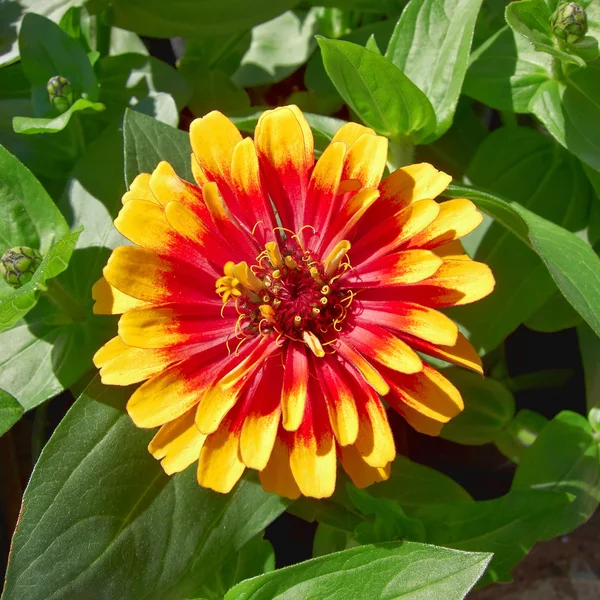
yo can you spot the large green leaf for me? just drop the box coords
[512,410,600,539]
[2,377,288,600]
[0,389,23,436]
[19,12,98,118]
[414,491,570,584]
[440,369,515,445]
[0,0,75,67]
[225,542,492,600]
[317,37,436,142]
[98,0,301,38]
[453,126,591,352]
[13,98,105,134]
[446,176,600,342]
[0,127,124,409]
[530,64,600,173]
[464,26,552,113]
[0,144,69,259]
[233,9,320,87]
[124,108,192,185]
[385,0,484,139]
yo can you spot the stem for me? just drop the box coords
[31,403,48,464]
[68,113,87,159]
[387,137,415,171]
[44,279,85,323]
[551,57,565,82]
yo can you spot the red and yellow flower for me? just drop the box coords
[93,106,494,499]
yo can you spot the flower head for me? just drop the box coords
[93,106,494,498]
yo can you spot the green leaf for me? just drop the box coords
[494,409,549,463]
[454,126,591,352]
[0,126,123,410]
[0,63,31,100]
[0,228,81,333]
[464,26,552,113]
[0,389,23,436]
[197,534,275,600]
[578,323,600,414]
[530,65,600,173]
[96,53,190,120]
[524,290,583,332]
[224,542,492,600]
[19,12,98,118]
[0,144,69,257]
[440,369,515,446]
[180,66,250,118]
[124,109,192,186]
[13,98,105,134]
[505,0,586,66]
[385,0,484,139]
[181,32,251,77]
[233,9,319,87]
[414,490,570,584]
[317,37,436,142]
[2,377,288,600]
[313,523,353,557]
[447,160,600,342]
[102,0,301,38]
[0,0,76,67]
[512,410,600,538]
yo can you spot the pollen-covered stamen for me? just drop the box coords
[217,236,353,356]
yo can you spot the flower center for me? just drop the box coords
[215,235,354,357]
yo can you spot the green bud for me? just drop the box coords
[0,246,43,288]
[552,2,588,44]
[46,75,74,113]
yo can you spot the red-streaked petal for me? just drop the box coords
[346,249,442,288]
[351,199,440,267]
[149,408,206,475]
[399,403,446,436]
[341,132,388,189]
[394,259,496,307]
[197,395,249,494]
[255,106,314,231]
[195,338,278,435]
[405,199,483,250]
[230,137,277,243]
[103,246,216,304]
[385,363,464,425]
[92,277,147,315]
[281,343,309,431]
[304,140,346,236]
[290,379,337,498]
[259,430,301,500]
[117,303,231,349]
[345,324,422,375]
[148,161,205,212]
[335,339,390,396]
[189,111,243,213]
[93,336,185,385]
[400,331,483,374]
[127,345,228,428]
[339,445,391,488]
[315,358,359,447]
[379,163,452,210]
[357,301,458,347]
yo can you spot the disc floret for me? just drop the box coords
[216,237,353,356]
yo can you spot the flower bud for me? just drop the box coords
[552,2,588,44]
[0,247,43,288]
[46,76,74,113]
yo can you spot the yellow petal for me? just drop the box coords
[339,444,391,488]
[259,432,301,500]
[342,133,388,189]
[122,173,157,205]
[92,277,147,315]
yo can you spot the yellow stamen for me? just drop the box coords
[311,307,321,317]
[324,240,351,277]
[272,269,281,279]
[319,297,328,306]
[321,285,330,295]
[265,241,283,268]
[285,255,298,269]
[293,315,302,326]
[303,330,325,358]
[259,304,276,323]
[233,261,264,292]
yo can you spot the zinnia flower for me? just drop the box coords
[93,106,494,499]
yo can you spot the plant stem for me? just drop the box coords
[44,279,85,323]
[387,137,415,171]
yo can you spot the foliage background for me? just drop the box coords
[0,0,600,598]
